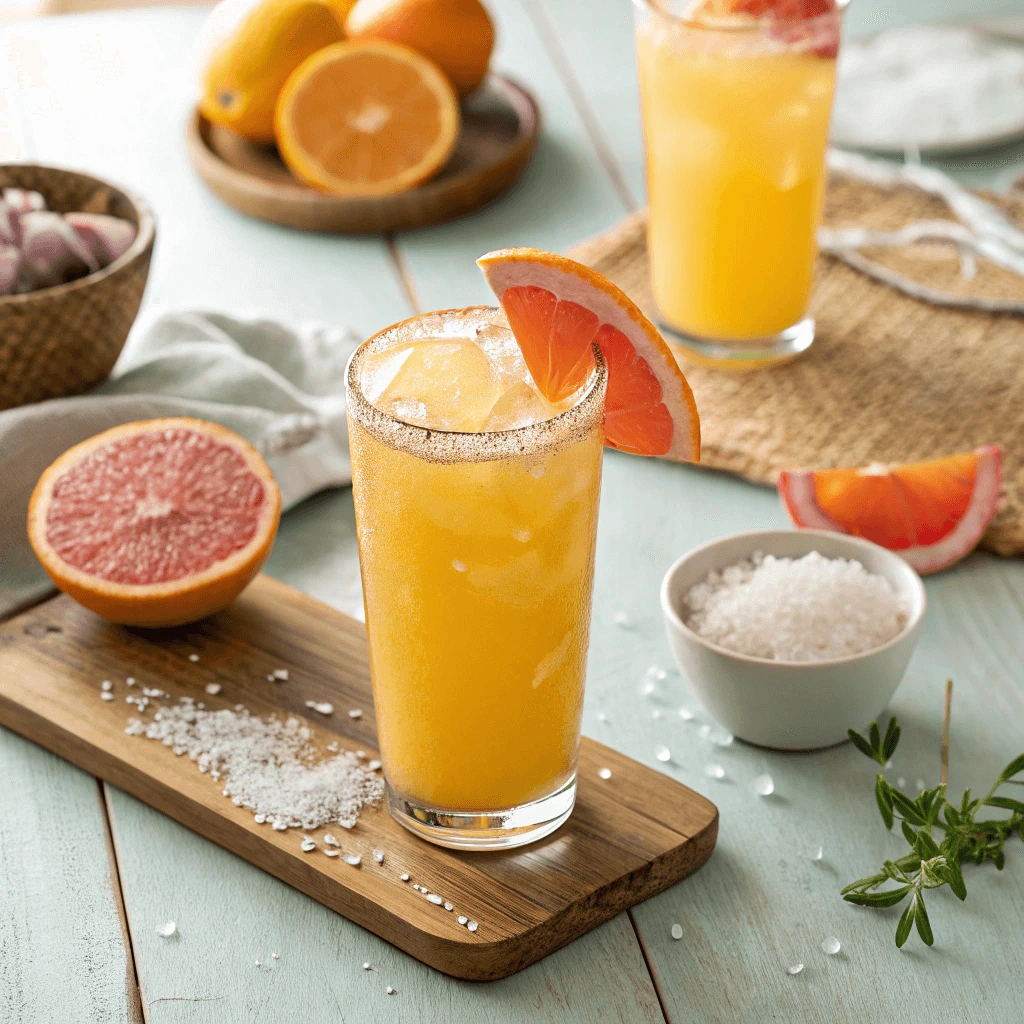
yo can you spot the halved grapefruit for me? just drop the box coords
[28,419,281,627]
[477,248,700,462]
[778,446,1003,574]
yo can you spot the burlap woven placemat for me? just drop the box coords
[568,175,1024,558]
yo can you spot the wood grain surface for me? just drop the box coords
[186,75,539,234]
[2,2,1023,1021]
[0,574,718,981]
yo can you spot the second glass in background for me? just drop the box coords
[635,0,843,367]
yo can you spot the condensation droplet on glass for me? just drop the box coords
[753,774,775,796]
[822,936,841,955]
[916,779,926,791]
[897,777,906,789]
[157,921,177,938]
[655,745,671,763]
[529,464,545,479]
[598,768,612,780]
[452,560,467,573]
[704,764,725,779]
[513,529,532,544]
[788,963,805,975]
[670,923,683,940]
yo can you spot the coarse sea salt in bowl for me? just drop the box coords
[660,529,926,751]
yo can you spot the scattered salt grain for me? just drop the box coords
[312,702,334,716]
[401,874,410,882]
[373,849,385,864]
[188,654,199,662]
[348,709,363,719]
[639,680,656,697]
[670,923,683,940]
[386,986,396,995]
[126,677,135,686]
[452,560,467,573]
[324,834,340,847]
[266,675,276,682]
[704,764,726,780]
[426,894,443,905]
[444,902,453,912]
[271,953,279,960]
[273,669,289,681]
[457,915,468,925]
[157,921,177,938]
[655,745,671,763]
[363,962,372,970]
[598,768,612,780]
[788,963,805,975]
[101,692,114,701]
[811,846,824,862]
[753,774,775,797]
[684,551,908,661]
[652,710,662,720]
[254,814,266,824]
[612,611,632,628]
[126,699,384,830]
[647,665,667,681]
[678,707,694,721]
[324,849,341,857]
[101,680,113,691]
[205,683,221,696]
[822,936,841,955]
[343,854,361,867]
[597,712,608,723]
[367,760,382,772]
[300,838,316,853]
[467,921,478,933]
[699,724,734,747]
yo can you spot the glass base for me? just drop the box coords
[658,316,815,370]
[387,774,577,851]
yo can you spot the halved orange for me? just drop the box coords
[27,419,281,627]
[477,248,700,462]
[275,39,460,197]
[778,446,1003,574]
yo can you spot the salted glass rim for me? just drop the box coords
[345,305,608,465]
[632,0,849,31]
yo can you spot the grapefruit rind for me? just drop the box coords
[27,418,282,627]
[477,247,700,464]
[777,446,1003,575]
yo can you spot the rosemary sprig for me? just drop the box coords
[842,684,1024,949]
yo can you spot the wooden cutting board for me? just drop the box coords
[0,575,718,981]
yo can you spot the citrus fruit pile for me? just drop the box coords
[28,419,281,627]
[199,0,494,197]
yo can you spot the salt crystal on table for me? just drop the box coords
[205,683,221,695]
[704,764,725,780]
[753,774,775,797]
[612,611,631,628]
[787,963,804,975]
[670,923,683,940]
[189,654,199,662]
[684,551,907,661]
[678,707,694,721]
[598,768,612,780]
[157,921,177,937]
[822,937,841,955]
[655,745,671,763]
[811,846,824,861]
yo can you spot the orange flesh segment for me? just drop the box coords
[500,285,675,457]
[811,454,979,550]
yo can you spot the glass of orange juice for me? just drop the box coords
[634,0,844,367]
[346,307,606,849]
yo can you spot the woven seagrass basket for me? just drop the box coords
[0,165,155,412]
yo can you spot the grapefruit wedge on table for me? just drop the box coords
[778,446,1003,575]
[27,419,281,627]
[478,248,700,462]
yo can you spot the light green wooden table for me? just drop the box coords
[2,3,1023,1021]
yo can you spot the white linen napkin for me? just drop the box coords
[0,310,359,619]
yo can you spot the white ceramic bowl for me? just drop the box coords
[660,529,927,751]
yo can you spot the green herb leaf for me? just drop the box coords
[945,853,967,900]
[870,721,881,754]
[901,820,918,846]
[895,898,915,948]
[876,774,895,830]
[915,830,941,859]
[984,796,1024,815]
[999,754,1024,784]
[890,790,927,825]
[844,886,912,908]
[883,717,901,761]
[849,728,879,763]
[914,893,934,946]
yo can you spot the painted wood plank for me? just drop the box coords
[4,7,413,331]
[391,0,631,311]
[0,726,141,1023]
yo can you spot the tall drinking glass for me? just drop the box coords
[346,307,606,849]
[634,0,844,367]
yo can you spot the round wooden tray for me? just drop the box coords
[185,74,540,234]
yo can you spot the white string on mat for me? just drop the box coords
[819,149,1024,315]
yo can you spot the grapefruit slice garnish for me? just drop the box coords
[778,446,1003,575]
[477,247,700,462]
[27,418,281,627]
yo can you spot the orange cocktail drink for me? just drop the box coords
[635,0,842,365]
[346,307,606,849]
